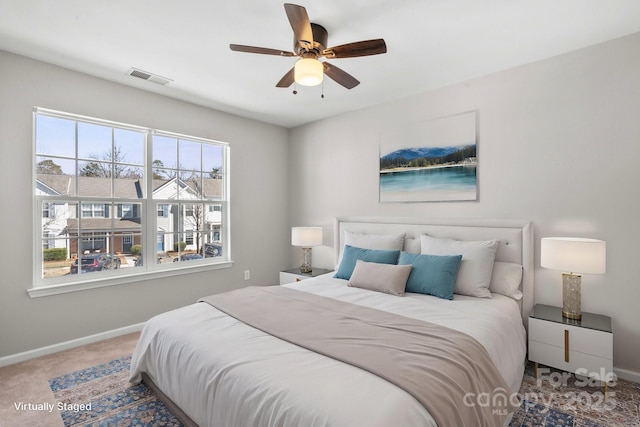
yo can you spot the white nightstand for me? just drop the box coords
[279,268,333,285]
[529,304,613,391]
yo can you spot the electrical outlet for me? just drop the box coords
[244,270,250,280]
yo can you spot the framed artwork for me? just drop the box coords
[379,110,477,203]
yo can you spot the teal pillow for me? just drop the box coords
[398,252,462,300]
[334,245,401,280]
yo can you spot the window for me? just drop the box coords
[33,108,230,295]
[81,233,107,252]
[81,203,106,218]
[118,204,139,218]
[42,232,55,249]
[157,204,168,217]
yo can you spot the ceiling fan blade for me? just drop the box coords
[323,62,360,89]
[323,39,387,59]
[284,3,313,49]
[230,44,295,57]
[276,67,295,88]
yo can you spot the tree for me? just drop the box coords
[184,177,205,253]
[152,160,170,180]
[79,146,142,178]
[151,160,193,181]
[79,161,106,177]
[37,159,63,175]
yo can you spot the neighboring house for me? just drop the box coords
[153,177,223,254]
[37,177,70,251]
[37,174,222,258]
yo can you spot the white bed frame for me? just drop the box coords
[334,217,534,325]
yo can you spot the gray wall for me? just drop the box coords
[0,50,290,357]
[2,31,640,378]
[288,33,640,376]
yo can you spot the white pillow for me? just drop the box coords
[420,235,499,298]
[489,262,523,300]
[338,231,405,267]
[344,230,406,251]
[348,260,412,296]
[403,237,421,254]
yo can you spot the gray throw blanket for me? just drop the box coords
[199,286,517,427]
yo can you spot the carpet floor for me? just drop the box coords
[2,332,639,426]
[0,332,141,427]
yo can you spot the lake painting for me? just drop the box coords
[379,111,477,202]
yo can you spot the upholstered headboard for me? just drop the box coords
[333,217,534,324]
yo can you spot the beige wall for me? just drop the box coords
[0,50,290,357]
[288,33,640,376]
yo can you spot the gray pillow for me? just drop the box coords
[348,260,412,296]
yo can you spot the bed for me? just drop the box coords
[130,217,533,427]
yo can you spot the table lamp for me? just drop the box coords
[291,227,323,273]
[540,237,606,320]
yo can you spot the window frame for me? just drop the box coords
[30,107,232,298]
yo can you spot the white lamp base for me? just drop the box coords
[300,247,312,273]
[562,273,582,320]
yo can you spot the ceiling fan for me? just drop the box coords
[230,3,387,90]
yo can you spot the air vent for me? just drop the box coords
[126,67,173,85]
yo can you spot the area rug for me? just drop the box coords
[49,355,182,426]
[50,357,639,427]
[509,362,640,427]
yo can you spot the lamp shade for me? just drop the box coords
[294,58,323,86]
[292,227,323,247]
[541,237,606,274]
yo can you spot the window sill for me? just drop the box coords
[28,260,234,298]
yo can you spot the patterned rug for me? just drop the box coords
[49,355,182,426]
[50,357,639,427]
[509,362,640,427]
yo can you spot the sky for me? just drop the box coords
[35,114,224,176]
[379,111,477,157]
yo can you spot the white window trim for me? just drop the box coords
[27,261,233,298]
[31,107,231,297]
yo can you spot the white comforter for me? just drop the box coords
[130,274,526,427]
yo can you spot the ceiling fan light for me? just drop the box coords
[294,58,323,86]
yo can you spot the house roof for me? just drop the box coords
[36,174,140,198]
[66,218,141,233]
[37,174,222,199]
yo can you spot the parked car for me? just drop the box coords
[173,253,204,262]
[70,253,121,274]
[204,243,222,257]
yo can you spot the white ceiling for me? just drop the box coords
[1,0,640,128]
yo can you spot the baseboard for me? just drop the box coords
[0,322,145,368]
[615,366,640,384]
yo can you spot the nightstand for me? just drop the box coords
[279,268,333,285]
[529,304,613,391]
